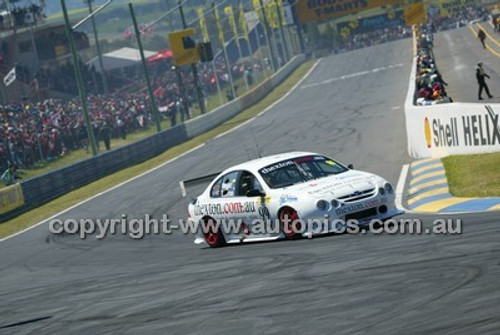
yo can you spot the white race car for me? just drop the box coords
[184,152,400,248]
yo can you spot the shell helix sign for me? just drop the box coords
[168,28,200,66]
[408,104,500,158]
[424,117,432,149]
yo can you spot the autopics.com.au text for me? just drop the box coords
[48,214,463,239]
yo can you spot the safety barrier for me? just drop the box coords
[0,55,306,222]
[404,29,500,158]
[0,184,24,215]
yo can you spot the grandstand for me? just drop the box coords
[0,2,91,102]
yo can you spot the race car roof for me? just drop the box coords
[226,151,320,173]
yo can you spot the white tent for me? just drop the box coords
[87,47,156,73]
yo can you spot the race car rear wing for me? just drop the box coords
[179,172,221,197]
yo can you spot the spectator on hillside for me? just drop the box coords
[245,68,253,86]
[99,120,112,151]
[116,117,126,139]
[2,163,19,186]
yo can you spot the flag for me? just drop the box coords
[252,0,263,22]
[239,2,249,40]
[265,1,279,29]
[3,66,16,87]
[214,6,225,45]
[124,27,133,39]
[404,3,427,26]
[253,0,278,28]
[197,7,209,42]
[224,6,240,49]
[276,0,287,26]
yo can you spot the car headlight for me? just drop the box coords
[331,199,340,208]
[378,187,385,195]
[384,183,393,194]
[317,200,329,211]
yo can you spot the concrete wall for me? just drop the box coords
[404,33,500,158]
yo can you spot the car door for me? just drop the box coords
[235,171,277,238]
[202,170,250,240]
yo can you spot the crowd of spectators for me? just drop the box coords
[333,4,490,54]
[7,4,489,175]
[334,26,412,54]
[412,5,491,106]
[427,5,490,32]
[0,56,254,171]
[415,26,452,106]
[0,94,153,172]
[0,4,44,31]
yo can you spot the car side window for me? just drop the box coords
[237,171,263,196]
[211,171,239,198]
[210,177,223,198]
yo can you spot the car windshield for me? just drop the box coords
[258,156,348,189]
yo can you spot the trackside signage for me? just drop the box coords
[295,0,403,24]
[404,30,500,158]
[0,184,25,214]
[406,103,500,158]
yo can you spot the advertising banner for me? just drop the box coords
[337,10,405,37]
[0,184,24,214]
[406,103,500,158]
[295,0,404,24]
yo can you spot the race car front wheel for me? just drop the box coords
[279,207,302,240]
[202,217,226,248]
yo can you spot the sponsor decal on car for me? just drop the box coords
[335,197,387,216]
[260,160,294,174]
[279,194,298,205]
[306,178,367,195]
[194,201,257,216]
[256,195,272,205]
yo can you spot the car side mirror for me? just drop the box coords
[247,189,266,197]
[348,164,354,169]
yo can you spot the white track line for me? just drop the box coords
[257,58,321,116]
[1,59,322,243]
[301,63,402,89]
[395,164,409,212]
[215,58,322,139]
[213,117,256,140]
[0,144,205,243]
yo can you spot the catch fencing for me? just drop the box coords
[0,55,305,222]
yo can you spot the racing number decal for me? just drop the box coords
[258,206,270,221]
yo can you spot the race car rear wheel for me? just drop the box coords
[279,207,302,240]
[202,217,226,248]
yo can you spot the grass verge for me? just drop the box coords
[0,60,314,239]
[442,153,500,197]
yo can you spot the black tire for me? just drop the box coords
[279,207,302,240]
[202,217,226,248]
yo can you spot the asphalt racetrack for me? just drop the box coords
[1,39,500,334]
[434,25,500,103]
